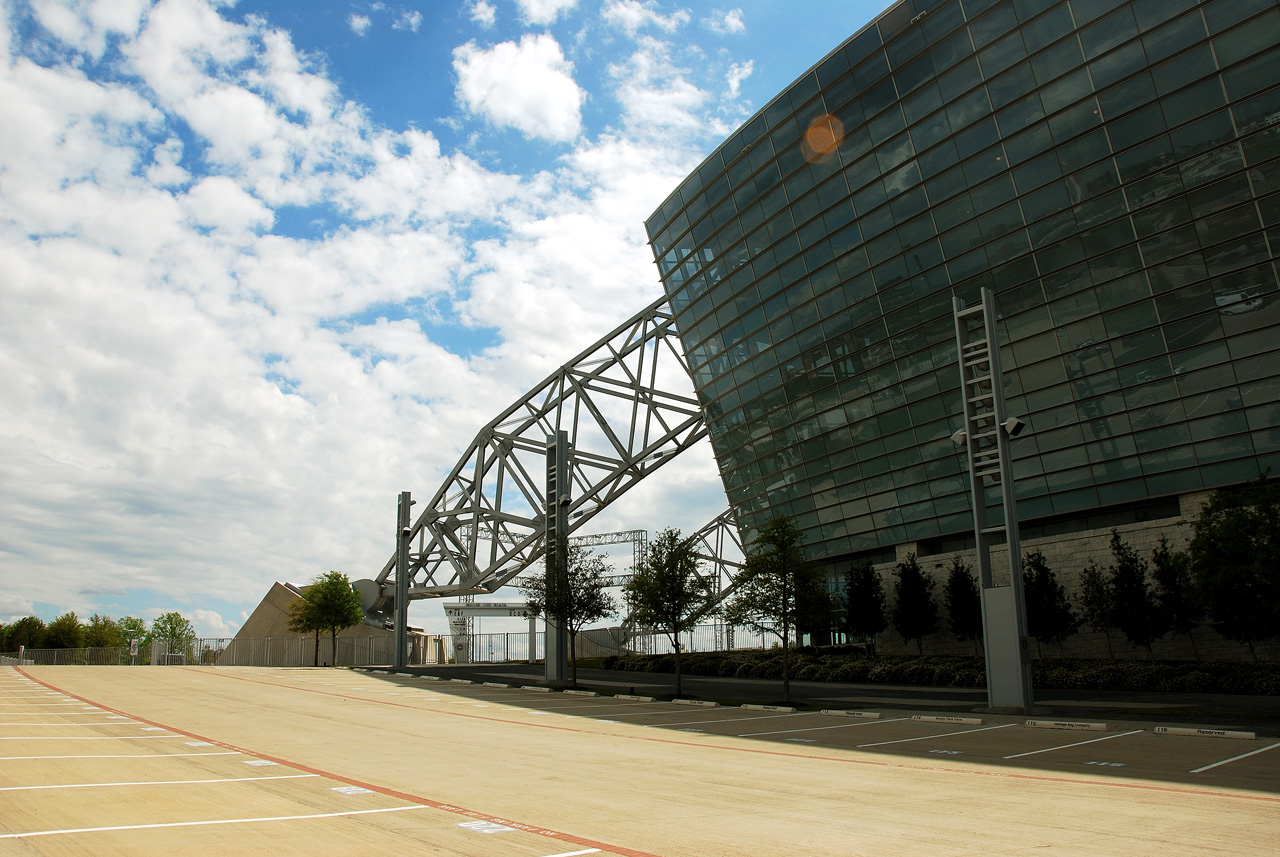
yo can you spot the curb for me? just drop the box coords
[913,715,983,725]
[1154,726,1256,740]
[1025,719,1108,732]
[742,704,795,713]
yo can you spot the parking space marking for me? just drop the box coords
[542,849,601,857]
[0,804,433,840]
[738,717,910,738]
[142,667,1280,807]
[1191,740,1280,774]
[0,774,319,791]
[1004,730,1143,760]
[18,669,665,857]
[0,752,241,760]
[0,734,185,740]
[857,723,1016,748]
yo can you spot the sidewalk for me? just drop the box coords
[396,661,1280,735]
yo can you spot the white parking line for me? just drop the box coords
[0,804,431,839]
[738,717,910,738]
[541,849,601,857]
[0,752,241,760]
[1004,730,1142,759]
[0,722,143,727]
[0,774,319,791]
[0,735,185,741]
[858,723,1016,748]
[1190,740,1280,774]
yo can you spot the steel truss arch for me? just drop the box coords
[366,296,708,619]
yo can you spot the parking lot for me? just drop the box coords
[2,665,1276,855]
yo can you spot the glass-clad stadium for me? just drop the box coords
[646,0,1280,568]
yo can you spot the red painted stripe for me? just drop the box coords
[14,668,660,857]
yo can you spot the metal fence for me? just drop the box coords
[1,622,784,669]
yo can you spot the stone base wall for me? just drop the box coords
[828,491,1278,663]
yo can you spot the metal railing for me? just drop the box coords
[1,622,785,669]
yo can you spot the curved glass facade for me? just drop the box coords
[647,0,1280,561]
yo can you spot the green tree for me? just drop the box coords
[943,556,982,656]
[45,611,85,649]
[1188,476,1280,661]
[624,528,713,697]
[84,614,125,648]
[1077,560,1116,658]
[6,616,46,651]
[723,516,822,703]
[287,595,323,667]
[1022,550,1079,658]
[1108,530,1167,659]
[1151,536,1203,660]
[149,612,196,663]
[842,560,888,655]
[891,552,937,656]
[306,571,366,667]
[521,537,617,687]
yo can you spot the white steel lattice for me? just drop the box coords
[370,297,708,609]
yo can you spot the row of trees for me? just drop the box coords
[477,476,1280,702]
[0,611,196,656]
[838,476,1280,663]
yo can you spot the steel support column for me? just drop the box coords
[544,431,570,685]
[394,490,411,669]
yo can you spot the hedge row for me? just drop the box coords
[601,650,1280,695]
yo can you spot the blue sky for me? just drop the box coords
[0,0,883,637]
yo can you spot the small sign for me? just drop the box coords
[129,639,138,657]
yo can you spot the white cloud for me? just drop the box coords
[183,175,274,233]
[514,0,578,26]
[470,1,496,27]
[453,34,584,143]
[190,608,239,637]
[608,36,711,136]
[393,10,422,32]
[726,59,753,98]
[348,13,371,35]
[704,8,745,35]
[0,0,736,634]
[602,0,690,35]
[29,0,152,60]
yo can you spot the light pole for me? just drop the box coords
[952,286,1034,711]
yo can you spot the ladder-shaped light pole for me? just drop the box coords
[952,287,1033,711]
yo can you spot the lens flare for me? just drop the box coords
[802,114,844,163]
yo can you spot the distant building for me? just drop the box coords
[218,581,439,666]
[647,0,1280,658]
